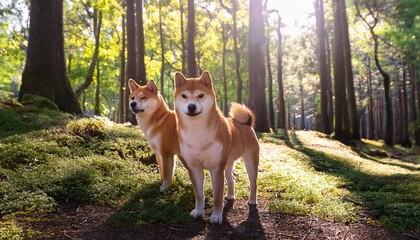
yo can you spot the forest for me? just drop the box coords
[0,0,419,146]
[0,0,419,238]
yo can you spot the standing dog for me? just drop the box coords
[174,71,259,224]
[128,79,179,192]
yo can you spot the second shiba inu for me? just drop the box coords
[128,79,179,192]
[174,71,260,224]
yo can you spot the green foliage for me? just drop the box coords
[0,221,23,240]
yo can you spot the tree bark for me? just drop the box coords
[340,0,360,141]
[159,0,165,96]
[366,55,374,139]
[315,0,332,134]
[126,0,137,123]
[118,14,126,123]
[187,0,197,77]
[20,0,82,114]
[248,0,269,132]
[136,0,146,85]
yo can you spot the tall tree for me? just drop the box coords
[333,0,350,143]
[314,0,332,134]
[340,0,360,141]
[75,6,102,99]
[126,0,137,122]
[220,0,243,103]
[136,0,146,85]
[19,0,82,114]
[355,1,394,146]
[248,0,269,132]
[118,13,126,123]
[187,0,197,77]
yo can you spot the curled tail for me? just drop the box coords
[229,102,255,127]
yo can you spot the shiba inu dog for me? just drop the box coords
[128,79,179,192]
[174,71,260,224]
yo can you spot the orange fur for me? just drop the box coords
[174,71,260,224]
[128,79,179,192]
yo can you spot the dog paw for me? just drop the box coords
[160,184,168,192]
[209,213,223,224]
[190,208,204,218]
[225,194,235,200]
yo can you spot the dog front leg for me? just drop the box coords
[209,166,225,224]
[160,154,176,192]
[187,166,205,218]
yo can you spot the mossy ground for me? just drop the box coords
[0,102,418,239]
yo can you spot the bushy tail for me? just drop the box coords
[229,102,255,127]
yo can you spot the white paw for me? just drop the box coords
[225,194,235,200]
[190,208,204,218]
[209,213,223,224]
[160,184,168,192]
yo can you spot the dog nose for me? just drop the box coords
[188,104,196,112]
[130,101,137,108]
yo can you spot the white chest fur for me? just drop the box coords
[179,123,223,170]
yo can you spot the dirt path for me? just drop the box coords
[21,199,410,240]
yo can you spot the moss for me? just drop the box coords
[21,94,58,111]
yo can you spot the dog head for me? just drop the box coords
[174,71,215,117]
[128,79,160,115]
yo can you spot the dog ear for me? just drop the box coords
[147,80,158,94]
[200,71,213,89]
[128,79,139,93]
[175,72,186,88]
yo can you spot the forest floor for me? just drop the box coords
[17,199,413,240]
[1,101,419,239]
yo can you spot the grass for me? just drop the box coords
[0,100,419,238]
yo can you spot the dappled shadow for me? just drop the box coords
[282,130,419,233]
[355,149,420,172]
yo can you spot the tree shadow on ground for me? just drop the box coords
[283,130,420,233]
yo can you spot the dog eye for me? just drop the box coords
[198,94,204,99]
[141,96,147,100]
[181,94,187,99]
[131,96,134,100]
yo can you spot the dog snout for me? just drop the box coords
[188,104,196,112]
[130,101,137,109]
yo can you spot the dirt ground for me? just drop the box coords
[18,199,417,240]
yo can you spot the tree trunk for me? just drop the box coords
[333,0,350,143]
[126,0,137,123]
[75,10,102,99]
[248,0,269,132]
[401,64,411,147]
[159,0,165,96]
[339,0,360,140]
[20,0,82,114]
[232,0,243,103]
[299,77,305,130]
[366,55,374,139]
[264,8,274,130]
[187,0,197,77]
[118,14,126,123]
[222,25,228,116]
[94,58,100,116]
[355,1,393,145]
[315,0,332,134]
[136,0,146,85]
[179,0,186,75]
